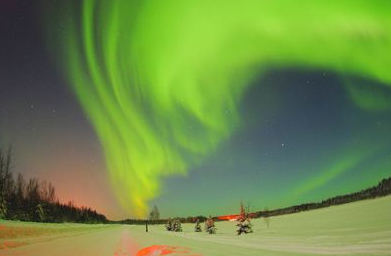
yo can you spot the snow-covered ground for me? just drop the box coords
[1,196,390,255]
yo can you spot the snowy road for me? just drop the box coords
[1,196,391,256]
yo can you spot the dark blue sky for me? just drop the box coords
[152,69,391,217]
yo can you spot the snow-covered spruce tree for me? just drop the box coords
[172,218,182,232]
[195,219,202,232]
[236,217,253,235]
[166,218,172,231]
[205,216,216,234]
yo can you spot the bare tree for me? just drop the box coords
[47,182,56,204]
[16,173,26,199]
[264,207,270,228]
[149,205,160,221]
[26,178,40,203]
[245,202,251,217]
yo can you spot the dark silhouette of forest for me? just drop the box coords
[254,176,391,218]
[118,215,208,225]
[118,177,391,225]
[121,177,391,225]
[0,148,107,223]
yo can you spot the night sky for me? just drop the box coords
[0,0,123,219]
[1,0,390,220]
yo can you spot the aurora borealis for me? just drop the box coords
[1,0,391,219]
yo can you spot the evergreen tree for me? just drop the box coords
[0,196,6,219]
[205,216,216,234]
[166,218,172,231]
[0,147,12,219]
[194,219,202,232]
[36,203,46,222]
[172,218,182,232]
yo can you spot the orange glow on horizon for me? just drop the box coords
[136,245,201,256]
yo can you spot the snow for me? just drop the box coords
[1,196,390,255]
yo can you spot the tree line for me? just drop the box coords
[120,176,391,225]
[117,215,209,225]
[0,147,107,223]
[255,176,391,218]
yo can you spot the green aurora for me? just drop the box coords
[47,0,391,217]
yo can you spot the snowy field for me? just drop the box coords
[1,196,390,256]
